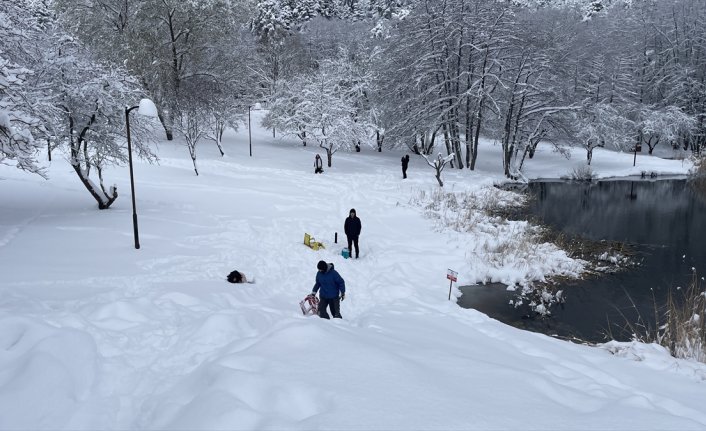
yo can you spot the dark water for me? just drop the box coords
[458,179,706,342]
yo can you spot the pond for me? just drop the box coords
[458,178,706,343]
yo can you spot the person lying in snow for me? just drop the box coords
[312,260,345,319]
[226,270,249,283]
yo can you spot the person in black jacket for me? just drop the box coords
[314,154,323,174]
[401,154,410,179]
[344,208,361,259]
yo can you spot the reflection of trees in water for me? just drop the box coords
[688,175,706,205]
[530,180,703,247]
[475,180,705,342]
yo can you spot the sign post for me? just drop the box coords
[446,269,458,300]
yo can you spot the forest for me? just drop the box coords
[2,0,705,203]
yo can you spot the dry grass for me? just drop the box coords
[608,270,706,363]
[566,164,596,181]
[410,187,578,317]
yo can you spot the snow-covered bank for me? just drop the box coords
[1,116,703,429]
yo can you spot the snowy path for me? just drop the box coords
[1,120,704,430]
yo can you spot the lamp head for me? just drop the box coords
[137,99,158,118]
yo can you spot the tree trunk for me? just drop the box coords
[442,122,454,169]
[321,141,333,167]
[453,124,463,169]
[187,143,199,175]
[412,143,420,155]
[71,163,118,209]
[158,109,174,141]
[67,111,117,209]
[470,47,491,171]
[427,130,437,155]
[435,166,444,187]
[191,154,199,176]
[471,113,481,171]
[165,6,181,142]
[465,114,473,169]
[528,140,538,159]
[215,122,225,156]
[502,105,514,177]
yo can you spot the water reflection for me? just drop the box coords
[459,179,704,342]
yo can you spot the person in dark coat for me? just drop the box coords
[312,260,346,319]
[401,154,410,179]
[226,270,251,283]
[314,154,323,174]
[344,208,361,259]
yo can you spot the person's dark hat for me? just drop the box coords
[317,260,327,271]
[349,208,356,215]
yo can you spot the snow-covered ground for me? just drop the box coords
[1,113,703,430]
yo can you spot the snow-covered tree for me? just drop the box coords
[638,106,696,155]
[266,55,371,166]
[421,152,455,187]
[2,0,155,207]
[378,0,515,170]
[572,103,633,165]
[0,61,45,176]
[0,0,53,176]
[264,75,311,146]
[205,94,245,157]
[49,35,154,208]
[174,108,209,177]
[55,0,253,141]
[171,71,219,176]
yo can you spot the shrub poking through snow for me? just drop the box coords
[567,163,596,181]
[610,269,706,363]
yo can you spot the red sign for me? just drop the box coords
[446,269,458,282]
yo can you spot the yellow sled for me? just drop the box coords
[304,233,325,250]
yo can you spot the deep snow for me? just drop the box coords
[1,113,704,430]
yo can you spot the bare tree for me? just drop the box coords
[421,153,455,187]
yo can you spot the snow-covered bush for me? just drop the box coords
[567,163,596,181]
[411,186,585,315]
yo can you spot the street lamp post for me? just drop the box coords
[125,98,158,249]
[248,105,252,157]
[125,105,141,249]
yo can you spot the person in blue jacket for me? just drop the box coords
[312,260,346,319]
